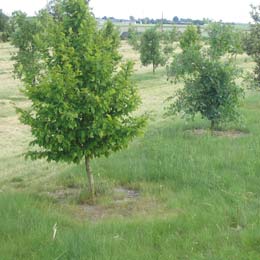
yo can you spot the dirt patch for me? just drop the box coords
[78,187,143,220]
[187,128,249,138]
[46,186,170,221]
[45,188,80,203]
[79,197,164,221]
[113,187,140,203]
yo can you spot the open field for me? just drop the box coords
[1,41,260,259]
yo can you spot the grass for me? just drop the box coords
[1,41,260,259]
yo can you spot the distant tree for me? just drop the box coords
[245,5,260,88]
[161,27,178,44]
[0,9,9,32]
[15,0,146,201]
[127,25,140,50]
[160,27,179,61]
[197,25,202,35]
[179,25,201,50]
[143,17,150,24]
[166,25,243,130]
[173,16,179,23]
[129,16,135,21]
[0,9,10,42]
[207,23,243,59]
[193,20,204,26]
[140,28,165,73]
[203,18,211,24]
[9,11,43,85]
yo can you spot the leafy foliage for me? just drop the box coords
[127,25,140,50]
[140,28,165,73]
[0,9,9,32]
[245,5,260,88]
[0,9,10,42]
[207,23,243,59]
[160,28,179,58]
[10,11,43,86]
[179,25,201,51]
[166,25,243,129]
[160,27,179,44]
[14,0,146,196]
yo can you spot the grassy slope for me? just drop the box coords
[1,41,260,259]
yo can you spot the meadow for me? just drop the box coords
[1,40,260,259]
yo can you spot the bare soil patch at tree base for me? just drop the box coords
[45,186,172,221]
[186,128,249,138]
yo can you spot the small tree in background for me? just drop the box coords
[179,25,201,50]
[127,25,140,50]
[245,5,260,88]
[207,22,243,59]
[0,9,9,32]
[140,28,165,73]
[10,11,43,86]
[0,9,10,42]
[160,27,178,44]
[166,24,243,130]
[15,0,146,201]
[160,27,179,59]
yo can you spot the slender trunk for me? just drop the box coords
[153,63,155,74]
[84,156,95,203]
[210,120,215,135]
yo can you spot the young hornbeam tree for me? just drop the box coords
[245,5,260,88]
[15,0,146,201]
[166,24,243,130]
[140,28,165,73]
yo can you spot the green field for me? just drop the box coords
[1,41,260,259]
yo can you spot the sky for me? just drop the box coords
[1,0,259,23]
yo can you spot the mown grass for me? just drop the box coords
[1,42,260,259]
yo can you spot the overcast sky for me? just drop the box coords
[1,0,259,23]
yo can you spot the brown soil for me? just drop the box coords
[46,186,171,221]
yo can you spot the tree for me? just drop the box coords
[160,27,178,44]
[140,28,165,73]
[129,16,135,22]
[10,11,43,86]
[159,28,179,62]
[15,0,146,201]
[245,5,260,88]
[179,25,201,50]
[0,9,9,32]
[127,25,140,50]
[207,22,243,59]
[166,25,243,130]
[0,9,10,42]
[173,16,179,23]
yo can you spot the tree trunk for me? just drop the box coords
[210,120,215,135]
[153,62,155,74]
[84,156,95,203]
